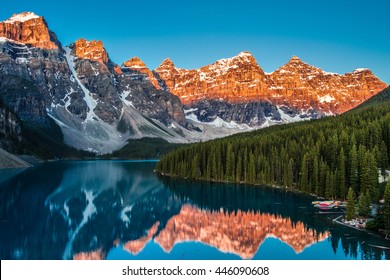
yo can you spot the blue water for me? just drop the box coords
[0,160,388,260]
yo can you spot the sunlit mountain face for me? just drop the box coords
[0,161,388,260]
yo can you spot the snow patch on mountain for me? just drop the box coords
[186,113,252,130]
[318,95,335,103]
[183,108,198,114]
[277,107,310,123]
[207,51,255,75]
[353,68,370,73]
[64,46,98,122]
[120,89,135,108]
[4,12,39,23]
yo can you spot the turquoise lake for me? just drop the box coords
[0,160,389,260]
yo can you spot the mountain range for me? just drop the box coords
[0,12,387,157]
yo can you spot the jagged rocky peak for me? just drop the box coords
[113,65,123,74]
[232,51,258,63]
[160,58,175,67]
[155,58,177,74]
[205,51,261,71]
[219,50,256,61]
[352,68,373,74]
[155,51,268,105]
[0,11,58,49]
[122,56,161,89]
[154,58,180,92]
[278,55,315,70]
[122,56,147,69]
[72,38,109,64]
[272,55,320,76]
[289,55,302,62]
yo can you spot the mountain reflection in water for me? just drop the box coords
[155,205,329,259]
[0,161,389,260]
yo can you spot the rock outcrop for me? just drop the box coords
[68,39,123,124]
[0,101,22,153]
[122,57,160,89]
[118,57,187,127]
[73,38,108,65]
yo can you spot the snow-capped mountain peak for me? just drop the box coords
[0,12,58,49]
[156,58,177,72]
[210,51,258,69]
[122,57,147,69]
[3,12,40,23]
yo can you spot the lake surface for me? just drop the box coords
[0,160,389,260]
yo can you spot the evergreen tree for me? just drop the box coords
[212,153,217,179]
[384,182,390,236]
[379,141,388,176]
[235,155,241,182]
[191,154,199,178]
[225,143,233,181]
[313,156,320,194]
[365,190,371,216]
[287,158,294,187]
[300,154,309,192]
[319,160,328,197]
[367,152,378,199]
[360,150,369,194]
[338,148,346,199]
[358,192,370,217]
[346,187,356,221]
[248,152,256,183]
[283,159,289,187]
[325,171,333,199]
[350,144,358,192]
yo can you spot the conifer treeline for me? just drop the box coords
[157,91,390,200]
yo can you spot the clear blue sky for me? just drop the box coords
[1,0,389,83]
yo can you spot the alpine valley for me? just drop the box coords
[0,12,387,159]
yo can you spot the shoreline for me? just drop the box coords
[0,156,161,170]
[332,215,390,242]
[155,171,324,199]
[333,215,365,232]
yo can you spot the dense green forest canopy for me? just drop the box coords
[157,87,390,200]
[103,137,182,159]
